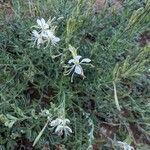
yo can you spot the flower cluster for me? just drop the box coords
[50,118,72,136]
[32,18,60,47]
[32,18,92,82]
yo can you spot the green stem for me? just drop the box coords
[113,81,121,111]
[33,118,51,147]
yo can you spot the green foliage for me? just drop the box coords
[0,0,150,149]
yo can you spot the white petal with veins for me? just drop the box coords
[75,65,83,75]
[81,58,91,63]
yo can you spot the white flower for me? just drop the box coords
[64,45,91,82]
[42,30,60,45]
[32,18,60,47]
[36,18,49,30]
[116,141,134,150]
[32,30,45,46]
[50,118,72,136]
[68,55,91,76]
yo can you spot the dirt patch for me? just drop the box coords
[129,122,150,146]
[94,0,123,12]
[84,33,96,42]
[99,122,119,139]
[55,144,66,150]
[122,108,150,147]
[94,0,107,11]
[97,108,150,149]
[138,31,150,47]
[15,137,33,150]
[82,99,96,113]
[24,82,56,108]
[0,1,14,18]
[42,142,50,150]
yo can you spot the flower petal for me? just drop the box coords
[45,24,49,29]
[41,18,49,29]
[50,118,62,127]
[41,18,46,25]
[55,125,63,135]
[37,18,49,30]
[64,119,70,124]
[51,36,60,44]
[37,38,43,45]
[65,126,72,133]
[74,65,83,75]
[32,30,39,37]
[46,30,54,37]
[37,19,42,27]
[81,58,91,63]
[68,59,75,64]
[64,126,72,136]
[74,55,82,62]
